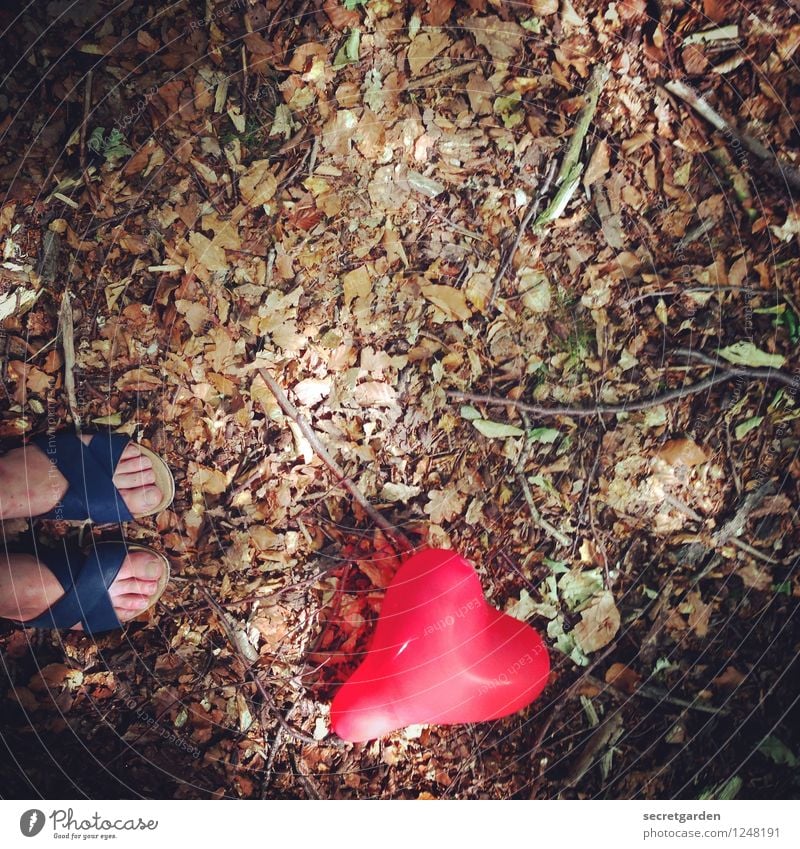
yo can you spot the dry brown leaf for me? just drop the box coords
[343,265,372,307]
[466,15,526,63]
[293,377,331,406]
[323,0,360,30]
[115,368,162,391]
[604,662,641,694]
[657,437,707,468]
[684,590,711,638]
[354,107,386,161]
[352,381,397,406]
[737,563,772,591]
[239,159,278,206]
[466,70,494,116]
[407,29,451,76]
[176,299,210,334]
[192,466,229,495]
[712,666,746,688]
[188,232,227,272]
[425,488,467,524]
[584,139,610,187]
[421,284,472,320]
[573,591,620,653]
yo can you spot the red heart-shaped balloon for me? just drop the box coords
[331,548,549,742]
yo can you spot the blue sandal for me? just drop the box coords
[32,431,175,523]
[20,540,170,635]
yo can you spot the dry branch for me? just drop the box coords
[447,351,796,418]
[257,368,413,554]
[58,288,81,431]
[489,160,557,308]
[665,79,800,191]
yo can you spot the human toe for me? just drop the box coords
[118,551,165,582]
[120,485,164,514]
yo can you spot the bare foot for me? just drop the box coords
[0,549,166,628]
[0,437,165,520]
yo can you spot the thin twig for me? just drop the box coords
[533,64,609,231]
[257,368,413,554]
[446,353,796,418]
[664,79,800,192]
[58,289,81,432]
[405,60,481,91]
[518,473,570,548]
[79,70,98,210]
[624,285,755,306]
[489,160,557,308]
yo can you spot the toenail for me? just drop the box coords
[145,489,159,505]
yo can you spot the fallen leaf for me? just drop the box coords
[380,482,422,502]
[471,419,525,438]
[573,591,620,653]
[407,29,451,76]
[605,662,641,694]
[421,284,472,320]
[188,232,227,272]
[737,563,772,591]
[718,341,786,369]
[343,265,371,307]
[712,666,746,688]
[239,159,278,206]
[466,15,526,63]
[657,437,707,468]
[424,487,467,523]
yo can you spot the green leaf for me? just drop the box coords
[88,126,105,153]
[734,415,763,440]
[758,735,798,767]
[343,0,367,9]
[653,657,674,675]
[493,92,523,128]
[558,568,604,612]
[460,405,481,421]
[547,617,590,666]
[472,419,525,438]
[529,473,557,496]
[91,413,122,426]
[543,557,569,574]
[528,426,561,444]
[521,17,542,33]
[333,28,361,68]
[717,341,786,369]
[773,580,792,596]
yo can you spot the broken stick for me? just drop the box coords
[256,368,413,554]
[665,79,800,192]
[58,288,81,431]
[533,64,610,232]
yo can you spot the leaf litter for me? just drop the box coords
[0,0,798,801]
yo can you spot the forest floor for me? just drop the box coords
[1,0,799,800]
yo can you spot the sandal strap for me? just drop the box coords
[31,432,134,523]
[23,540,128,635]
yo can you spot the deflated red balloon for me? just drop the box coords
[331,548,550,742]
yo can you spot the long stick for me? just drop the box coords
[447,356,796,418]
[58,288,81,432]
[532,64,609,232]
[257,368,413,554]
[489,160,557,308]
[665,79,800,191]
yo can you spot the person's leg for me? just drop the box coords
[0,437,165,520]
[0,549,164,628]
